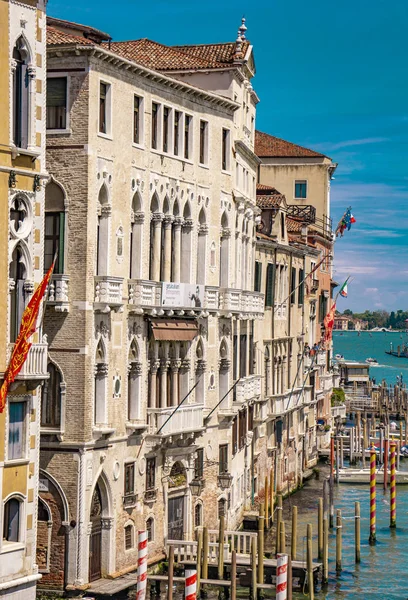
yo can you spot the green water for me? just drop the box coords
[333,330,408,385]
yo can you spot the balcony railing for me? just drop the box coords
[7,342,48,380]
[234,375,262,403]
[317,351,327,366]
[128,281,263,316]
[147,404,204,436]
[269,388,304,416]
[94,276,124,311]
[47,274,69,312]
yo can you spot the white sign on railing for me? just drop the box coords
[162,283,204,307]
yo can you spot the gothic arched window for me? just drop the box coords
[41,363,62,428]
[12,37,31,149]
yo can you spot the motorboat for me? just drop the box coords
[335,354,344,361]
[365,357,378,365]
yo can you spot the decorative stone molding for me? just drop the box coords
[196,359,207,373]
[95,362,108,377]
[183,219,194,231]
[151,212,164,223]
[219,358,231,371]
[27,64,36,79]
[198,224,209,235]
[128,361,142,376]
[101,517,114,530]
[23,280,34,293]
[221,227,231,239]
[132,211,145,224]
[163,215,174,227]
[100,204,112,217]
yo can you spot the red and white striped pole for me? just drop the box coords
[136,530,148,600]
[185,569,197,600]
[369,445,376,545]
[276,553,288,600]
[390,441,397,528]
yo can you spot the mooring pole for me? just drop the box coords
[390,441,397,528]
[264,476,269,529]
[291,506,297,560]
[217,516,225,580]
[322,517,329,585]
[384,438,389,490]
[231,550,237,600]
[202,527,208,579]
[318,498,323,560]
[168,544,174,600]
[355,501,361,563]
[276,494,283,555]
[329,474,334,528]
[306,523,314,600]
[336,509,342,573]
[258,502,265,585]
[251,537,257,600]
[369,445,377,544]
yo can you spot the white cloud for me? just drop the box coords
[365,287,379,294]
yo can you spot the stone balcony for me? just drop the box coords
[147,404,204,437]
[47,274,69,312]
[94,276,124,312]
[268,388,305,416]
[317,351,327,367]
[128,280,264,318]
[7,341,48,382]
[234,375,262,404]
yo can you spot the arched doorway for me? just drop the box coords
[89,484,103,582]
[167,462,187,540]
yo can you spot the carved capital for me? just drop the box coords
[183,219,194,231]
[196,359,207,373]
[163,215,174,227]
[174,217,184,228]
[101,517,114,530]
[170,359,181,372]
[27,65,36,79]
[95,362,108,377]
[151,212,164,223]
[198,224,209,236]
[221,227,231,239]
[100,204,112,217]
[132,211,145,224]
[128,361,142,376]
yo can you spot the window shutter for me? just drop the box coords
[290,267,296,304]
[265,263,275,307]
[298,269,304,305]
[254,261,262,292]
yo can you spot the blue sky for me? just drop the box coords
[48,0,408,313]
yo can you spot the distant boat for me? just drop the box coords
[335,354,344,361]
[366,357,378,365]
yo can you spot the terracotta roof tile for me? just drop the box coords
[103,39,248,72]
[256,183,286,209]
[286,218,303,233]
[47,25,95,46]
[255,130,327,158]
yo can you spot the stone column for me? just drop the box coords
[160,361,169,409]
[163,216,174,282]
[171,360,181,407]
[151,213,163,281]
[149,361,159,409]
[172,217,183,282]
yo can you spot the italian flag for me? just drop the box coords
[338,277,350,298]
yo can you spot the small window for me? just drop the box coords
[146,517,154,542]
[46,77,67,130]
[8,401,26,460]
[3,498,21,542]
[199,120,208,165]
[218,498,226,519]
[125,524,134,550]
[174,110,182,155]
[184,115,192,159]
[254,261,262,292]
[194,448,204,479]
[298,268,305,305]
[124,463,135,495]
[295,180,307,199]
[99,82,111,135]
[265,264,275,307]
[146,457,156,490]
[151,102,159,149]
[290,268,296,305]
[194,504,202,528]
[41,363,62,428]
[163,106,170,152]
[219,444,228,474]
[133,95,142,144]
[222,128,230,171]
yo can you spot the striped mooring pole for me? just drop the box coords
[390,441,397,528]
[276,553,288,600]
[369,445,376,545]
[185,569,197,600]
[136,530,148,600]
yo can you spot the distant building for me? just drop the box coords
[334,316,349,330]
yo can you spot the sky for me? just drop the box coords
[48,0,408,313]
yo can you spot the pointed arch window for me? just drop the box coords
[41,363,62,428]
[128,339,141,421]
[9,244,28,343]
[130,192,143,279]
[97,185,110,276]
[94,340,108,426]
[12,37,31,149]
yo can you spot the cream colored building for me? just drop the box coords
[39,17,262,591]
[0,0,48,598]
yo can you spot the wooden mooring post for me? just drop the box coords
[218,515,225,580]
[231,550,237,600]
[306,524,314,600]
[276,494,283,554]
[264,476,269,529]
[168,544,174,600]
[291,506,297,560]
[322,517,329,585]
[202,527,208,579]
[196,528,203,595]
[251,536,257,600]
[355,501,361,563]
[336,509,342,573]
[318,498,323,560]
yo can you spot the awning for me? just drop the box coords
[150,319,198,341]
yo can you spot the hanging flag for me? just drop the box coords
[324,302,337,342]
[335,207,356,237]
[0,259,56,413]
[338,277,350,298]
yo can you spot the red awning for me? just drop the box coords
[150,319,198,341]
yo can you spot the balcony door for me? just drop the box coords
[168,496,184,540]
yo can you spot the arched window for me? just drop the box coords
[218,498,226,520]
[219,339,229,409]
[130,192,143,279]
[45,181,65,274]
[128,339,141,421]
[146,517,154,542]
[124,523,134,550]
[12,37,31,149]
[264,346,271,397]
[41,363,62,428]
[195,338,205,405]
[197,208,207,285]
[169,461,187,489]
[37,499,52,572]
[3,497,22,543]
[194,503,202,528]
[149,193,162,281]
[9,243,28,343]
[96,185,110,276]
[94,340,107,426]
[181,202,192,283]
[220,212,230,288]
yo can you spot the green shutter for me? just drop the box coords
[298,268,304,305]
[290,267,296,304]
[254,261,262,292]
[265,263,276,307]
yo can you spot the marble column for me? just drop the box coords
[163,216,174,282]
[151,213,163,281]
[172,217,183,282]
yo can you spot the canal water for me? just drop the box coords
[333,330,408,386]
[123,461,408,599]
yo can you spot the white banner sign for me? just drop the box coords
[162,283,204,308]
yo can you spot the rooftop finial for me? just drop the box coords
[239,16,247,40]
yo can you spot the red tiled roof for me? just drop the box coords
[171,41,250,69]
[47,25,95,46]
[256,183,286,208]
[103,39,248,72]
[47,16,110,42]
[286,218,303,233]
[255,130,327,158]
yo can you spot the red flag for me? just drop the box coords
[0,260,55,412]
[324,302,336,342]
